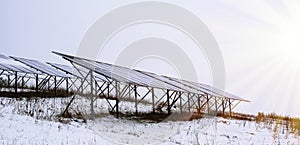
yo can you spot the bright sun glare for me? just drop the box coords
[270,18,300,115]
[275,21,300,70]
[232,0,300,116]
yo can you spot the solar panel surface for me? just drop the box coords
[47,62,108,81]
[11,57,68,77]
[53,51,249,101]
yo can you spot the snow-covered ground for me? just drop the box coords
[1,97,300,144]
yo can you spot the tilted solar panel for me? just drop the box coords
[54,51,187,91]
[0,64,41,79]
[69,57,186,92]
[0,63,17,71]
[47,62,82,78]
[0,54,10,60]
[162,75,222,97]
[53,51,249,101]
[194,82,248,102]
[18,65,40,74]
[0,63,40,74]
[59,54,177,91]
[11,57,68,77]
[99,61,186,91]
[47,62,107,81]
[133,69,195,93]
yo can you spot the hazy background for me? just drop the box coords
[1,0,299,116]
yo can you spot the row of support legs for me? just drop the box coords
[62,69,238,120]
[0,69,236,119]
[75,77,237,120]
[1,72,68,95]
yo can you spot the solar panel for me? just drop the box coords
[47,62,107,81]
[0,63,41,74]
[53,51,248,101]
[162,75,222,97]
[70,58,186,91]
[0,64,40,79]
[76,58,129,83]
[193,82,248,101]
[133,69,197,93]
[47,62,82,77]
[0,63,14,71]
[18,66,40,74]
[179,80,248,101]
[82,59,131,83]
[98,61,184,91]
[11,57,69,77]
[0,54,10,60]
[2,64,23,72]
[59,54,179,91]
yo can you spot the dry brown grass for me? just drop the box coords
[254,112,300,136]
[216,111,300,136]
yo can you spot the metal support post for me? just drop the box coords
[187,93,191,113]
[206,94,210,114]
[14,72,17,93]
[134,85,138,115]
[35,74,38,92]
[151,87,155,113]
[222,98,225,115]
[115,81,119,118]
[229,99,232,116]
[215,96,218,113]
[179,92,182,113]
[90,71,94,120]
[167,90,171,115]
[66,78,69,94]
[54,76,57,95]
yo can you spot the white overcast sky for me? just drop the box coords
[1,0,300,116]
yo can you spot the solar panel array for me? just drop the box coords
[0,52,249,102]
[53,51,249,102]
[11,56,69,77]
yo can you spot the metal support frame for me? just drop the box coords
[0,52,249,121]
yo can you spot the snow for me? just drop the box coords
[0,97,300,145]
[0,113,111,145]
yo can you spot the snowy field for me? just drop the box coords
[1,97,300,145]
